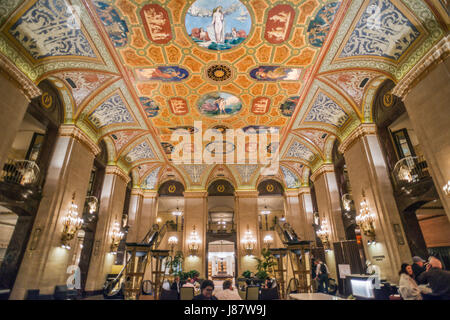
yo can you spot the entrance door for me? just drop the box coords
[207,240,235,280]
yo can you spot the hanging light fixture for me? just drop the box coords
[110,221,124,254]
[172,199,182,231]
[316,218,330,249]
[263,234,273,248]
[242,224,256,255]
[261,200,271,230]
[355,191,376,241]
[187,225,200,256]
[61,193,84,250]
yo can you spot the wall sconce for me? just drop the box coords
[85,196,98,214]
[187,225,200,256]
[263,234,273,248]
[110,221,124,254]
[156,217,162,224]
[443,180,450,196]
[168,236,178,253]
[61,193,83,250]
[316,218,330,249]
[356,191,376,241]
[242,224,256,255]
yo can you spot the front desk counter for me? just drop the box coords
[345,274,398,300]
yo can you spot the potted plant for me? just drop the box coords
[254,248,276,284]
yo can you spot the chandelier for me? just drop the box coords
[242,224,256,255]
[168,236,178,253]
[355,192,376,241]
[110,221,124,254]
[187,225,200,256]
[61,193,83,250]
[263,234,273,248]
[316,218,330,249]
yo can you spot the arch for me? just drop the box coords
[205,164,238,190]
[207,179,235,196]
[158,180,185,197]
[257,179,284,196]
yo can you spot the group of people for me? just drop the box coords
[399,256,450,300]
[171,278,241,300]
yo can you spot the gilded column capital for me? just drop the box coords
[392,35,449,99]
[298,187,311,195]
[310,164,335,183]
[0,53,41,101]
[338,123,377,154]
[143,190,158,198]
[234,190,258,198]
[183,190,208,198]
[59,124,101,156]
[285,189,300,197]
[131,187,144,197]
[105,165,130,184]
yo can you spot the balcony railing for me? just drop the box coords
[392,155,430,194]
[1,159,40,186]
[207,222,236,233]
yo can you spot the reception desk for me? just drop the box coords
[346,274,394,300]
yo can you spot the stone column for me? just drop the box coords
[310,164,346,243]
[10,125,99,299]
[235,190,260,276]
[84,166,129,293]
[0,55,41,169]
[298,187,316,242]
[125,188,144,243]
[137,191,158,241]
[339,124,412,283]
[182,191,207,277]
[393,38,450,219]
[285,189,307,240]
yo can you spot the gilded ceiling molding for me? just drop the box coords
[58,124,101,156]
[143,190,158,198]
[298,186,311,195]
[310,163,335,182]
[183,190,208,198]
[0,52,40,101]
[105,165,130,184]
[234,190,259,198]
[392,35,449,99]
[337,123,377,154]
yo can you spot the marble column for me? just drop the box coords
[393,39,450,220]
[84,166,129,293]
[298,187,316,242]
[339,124,412,283]
[182,191,207,277]
[0,55,41,170]
[10,125,99,299]
[235,190,260,276]
[310,164,346,243]
[285,190,307,240]
[125,188,144,243]
[137,191,158,241]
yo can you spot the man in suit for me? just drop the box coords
[170,276,182,298]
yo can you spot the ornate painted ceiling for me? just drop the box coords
[0,0,447,191]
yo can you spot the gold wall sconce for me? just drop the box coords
[316,218,330,249]
[187,225,200,256]
[242,225,256,256]
[356,191,376,242]
[110,221,124,254]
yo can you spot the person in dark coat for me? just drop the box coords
[411,256,427,282]
[192,280,218,300]
[417,257,450,300]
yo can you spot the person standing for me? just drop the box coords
[411,256,427,281]
[417,257,450,300]
[314,259,330,294]
[398,263,431,300]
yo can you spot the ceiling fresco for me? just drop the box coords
[0,0,447,190]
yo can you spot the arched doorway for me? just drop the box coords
[206,179,237,280]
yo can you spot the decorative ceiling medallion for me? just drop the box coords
[205,141,235,155]
[185,0,251,51]
[217,184,225,192]
[197,92,242,118]
[211,125,229,134]
[168,184,177,193]
[383,91,394,107]
[250,66,302,81]
[41,92,53,109]
[266,184,274,192]
[280,96,300,117]
[206,64,232,82]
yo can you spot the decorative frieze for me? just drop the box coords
[338,123,377,154]
[58,124,101,156]
[392,35,450,99]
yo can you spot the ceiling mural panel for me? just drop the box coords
[339,0,420,61]
[1,0,444,189]
[9,0,97,60]
[141,166,161,189]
